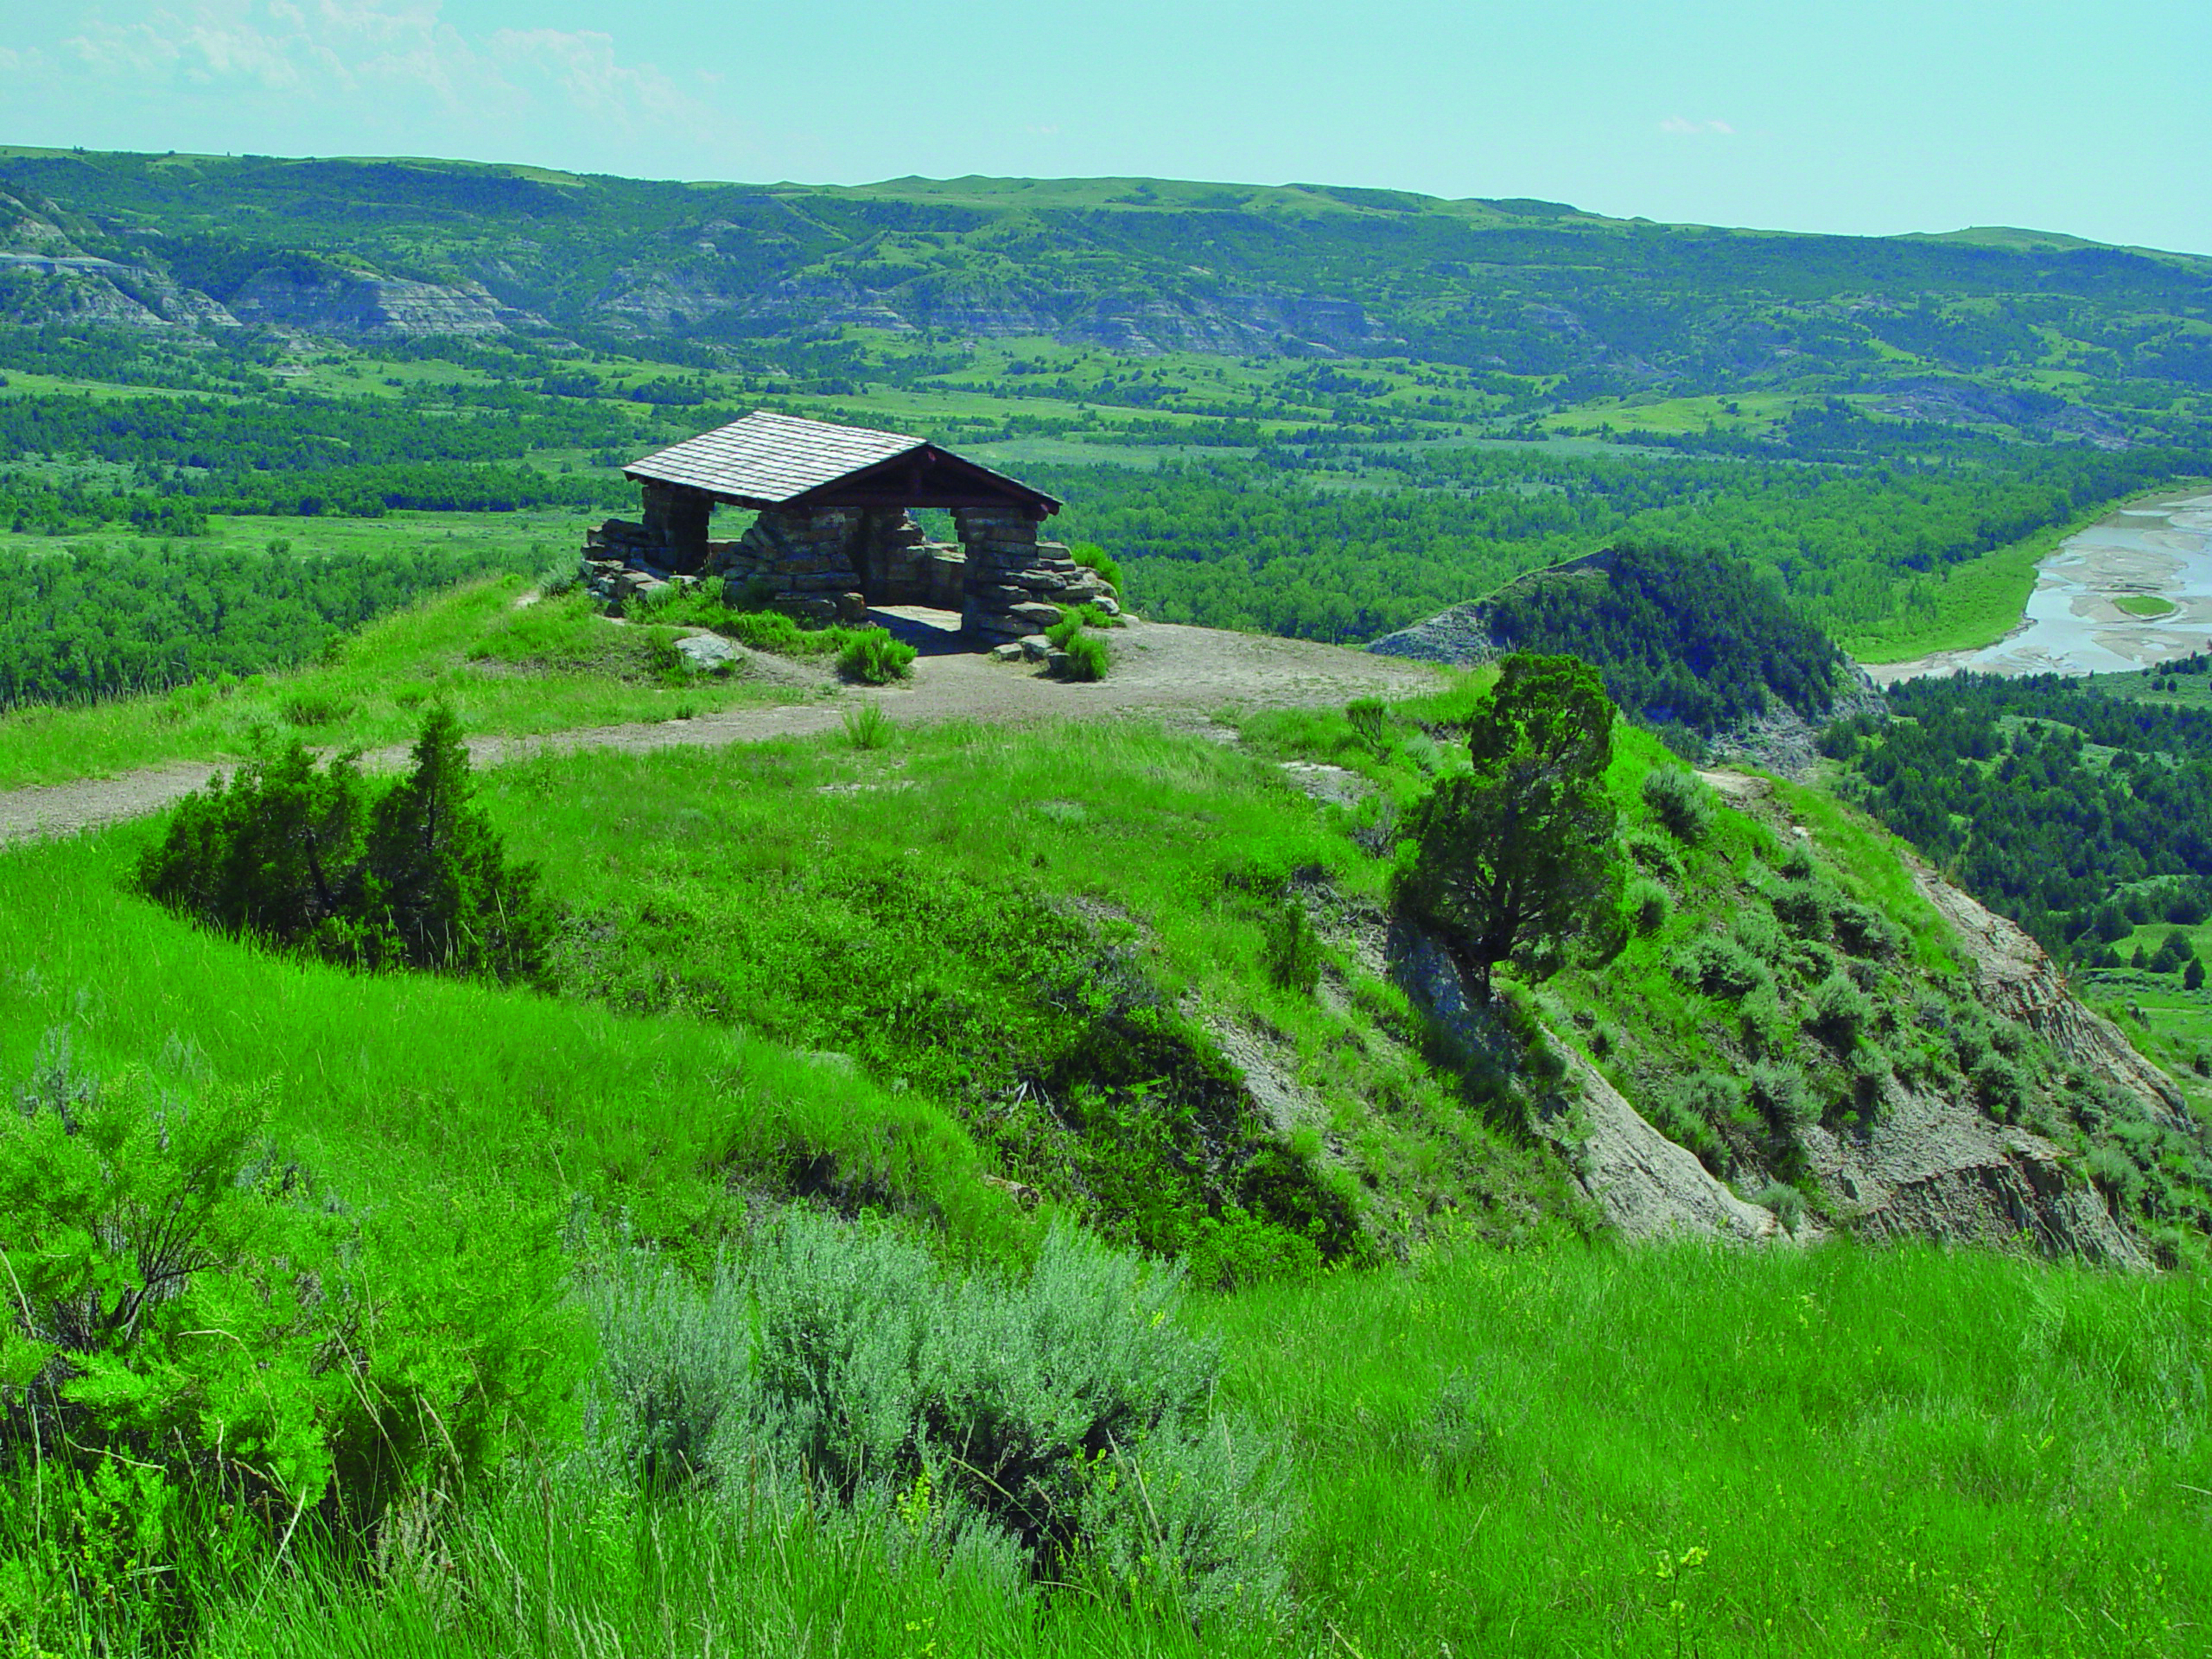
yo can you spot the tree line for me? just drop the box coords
[1823,664,2212,958]
[0,537,541,704]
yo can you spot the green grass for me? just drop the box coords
[478,720,1564,1248]
[0,808,1017,1254]
[12,1239,2203,1657]
[1211,1237,2212,1658]
[2,507,577,568]
[2083,915,2212,1117]
[2115,592,2182,618]
[3,685,2211,1656]
[0,577,795,789]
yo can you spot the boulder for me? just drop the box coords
[673,632,743,675]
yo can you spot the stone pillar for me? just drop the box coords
[856,510,921,605]
[639,481,713,574]
[954,507,1114,642]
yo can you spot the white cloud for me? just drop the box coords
[1659,115,1736,137]
[53,3,739,157]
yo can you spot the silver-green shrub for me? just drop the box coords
[581,1212,1288,1625]
[1641,767,1715,843]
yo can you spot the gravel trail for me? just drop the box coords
[0,614,1439,848]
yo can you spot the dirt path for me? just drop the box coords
[0,615,1442,847]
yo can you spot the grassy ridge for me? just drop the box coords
[0,823,1017,1254]
[0,577,791,788]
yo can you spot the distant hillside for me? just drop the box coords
[1,147,2209,429]
[1367,544,1869,760]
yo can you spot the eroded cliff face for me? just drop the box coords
[1383,821,2179,1263]
[1796,1076,2148,1266]
[0,194,240,330]
[1909,867,2189,1129]
[227,265,536,337]
[1388,924,1794,1245]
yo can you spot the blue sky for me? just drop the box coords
[1,1,2205,254]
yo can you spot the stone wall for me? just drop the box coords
[580,500,1116,639]
[703,507,869,625]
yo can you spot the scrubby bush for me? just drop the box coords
[1830,897,1895,958]
[1748,1061,1810,1129]
[1642,767,1715,843]
[1805,970,1871,1051]
[1346,697,1390,758]
[1770,876,1831,938]
[836,628,917,684]
[1746,1180,1808,1234]
[581,1214,1288,1624]
[1627,877,1671,934]
[1069,541,1125,593]
[1058,630,1110,682]
[1739,982,1799,1059]
[137,706,553,980]
[1625,830,1685,883]
[1671,934,1772,1001]
[1644,1071,1736,1173]
[1,1041,579,1541]
[1261,901,1323,994]
[1971,1053,2028,1121]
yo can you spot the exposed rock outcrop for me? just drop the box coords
[1389,923,1791,1244]
[227,262,538,337]
[1909,865,2188,1127]
[0,253,238,330]
[1796,1078,2148,1265]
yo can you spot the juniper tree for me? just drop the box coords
[1397,653,1626,998]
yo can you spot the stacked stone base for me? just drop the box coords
[949,507,1116,644]
[705,507,871,625]
[579,503,1117,641]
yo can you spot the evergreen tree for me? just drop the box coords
[138,706,552,981]
[1396,653,1625,997]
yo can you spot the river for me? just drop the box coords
[1864,487,2212,686]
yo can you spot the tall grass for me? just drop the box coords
[11,1241,2196,1657]
[0,579,790,789]
[1212,1238,2212,1656]
[0,825,1016,1248]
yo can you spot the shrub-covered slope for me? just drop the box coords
[4,648,2209,1653]
[1368,543,1880,764]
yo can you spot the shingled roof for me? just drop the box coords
[624,411,1060,515]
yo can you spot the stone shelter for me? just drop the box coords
[580,411,1114,644]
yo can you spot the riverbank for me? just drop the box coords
[1866,486,2212,685]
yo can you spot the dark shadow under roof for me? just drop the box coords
[624,410,1061,515]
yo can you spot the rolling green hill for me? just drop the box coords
[2,145,2210,680]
